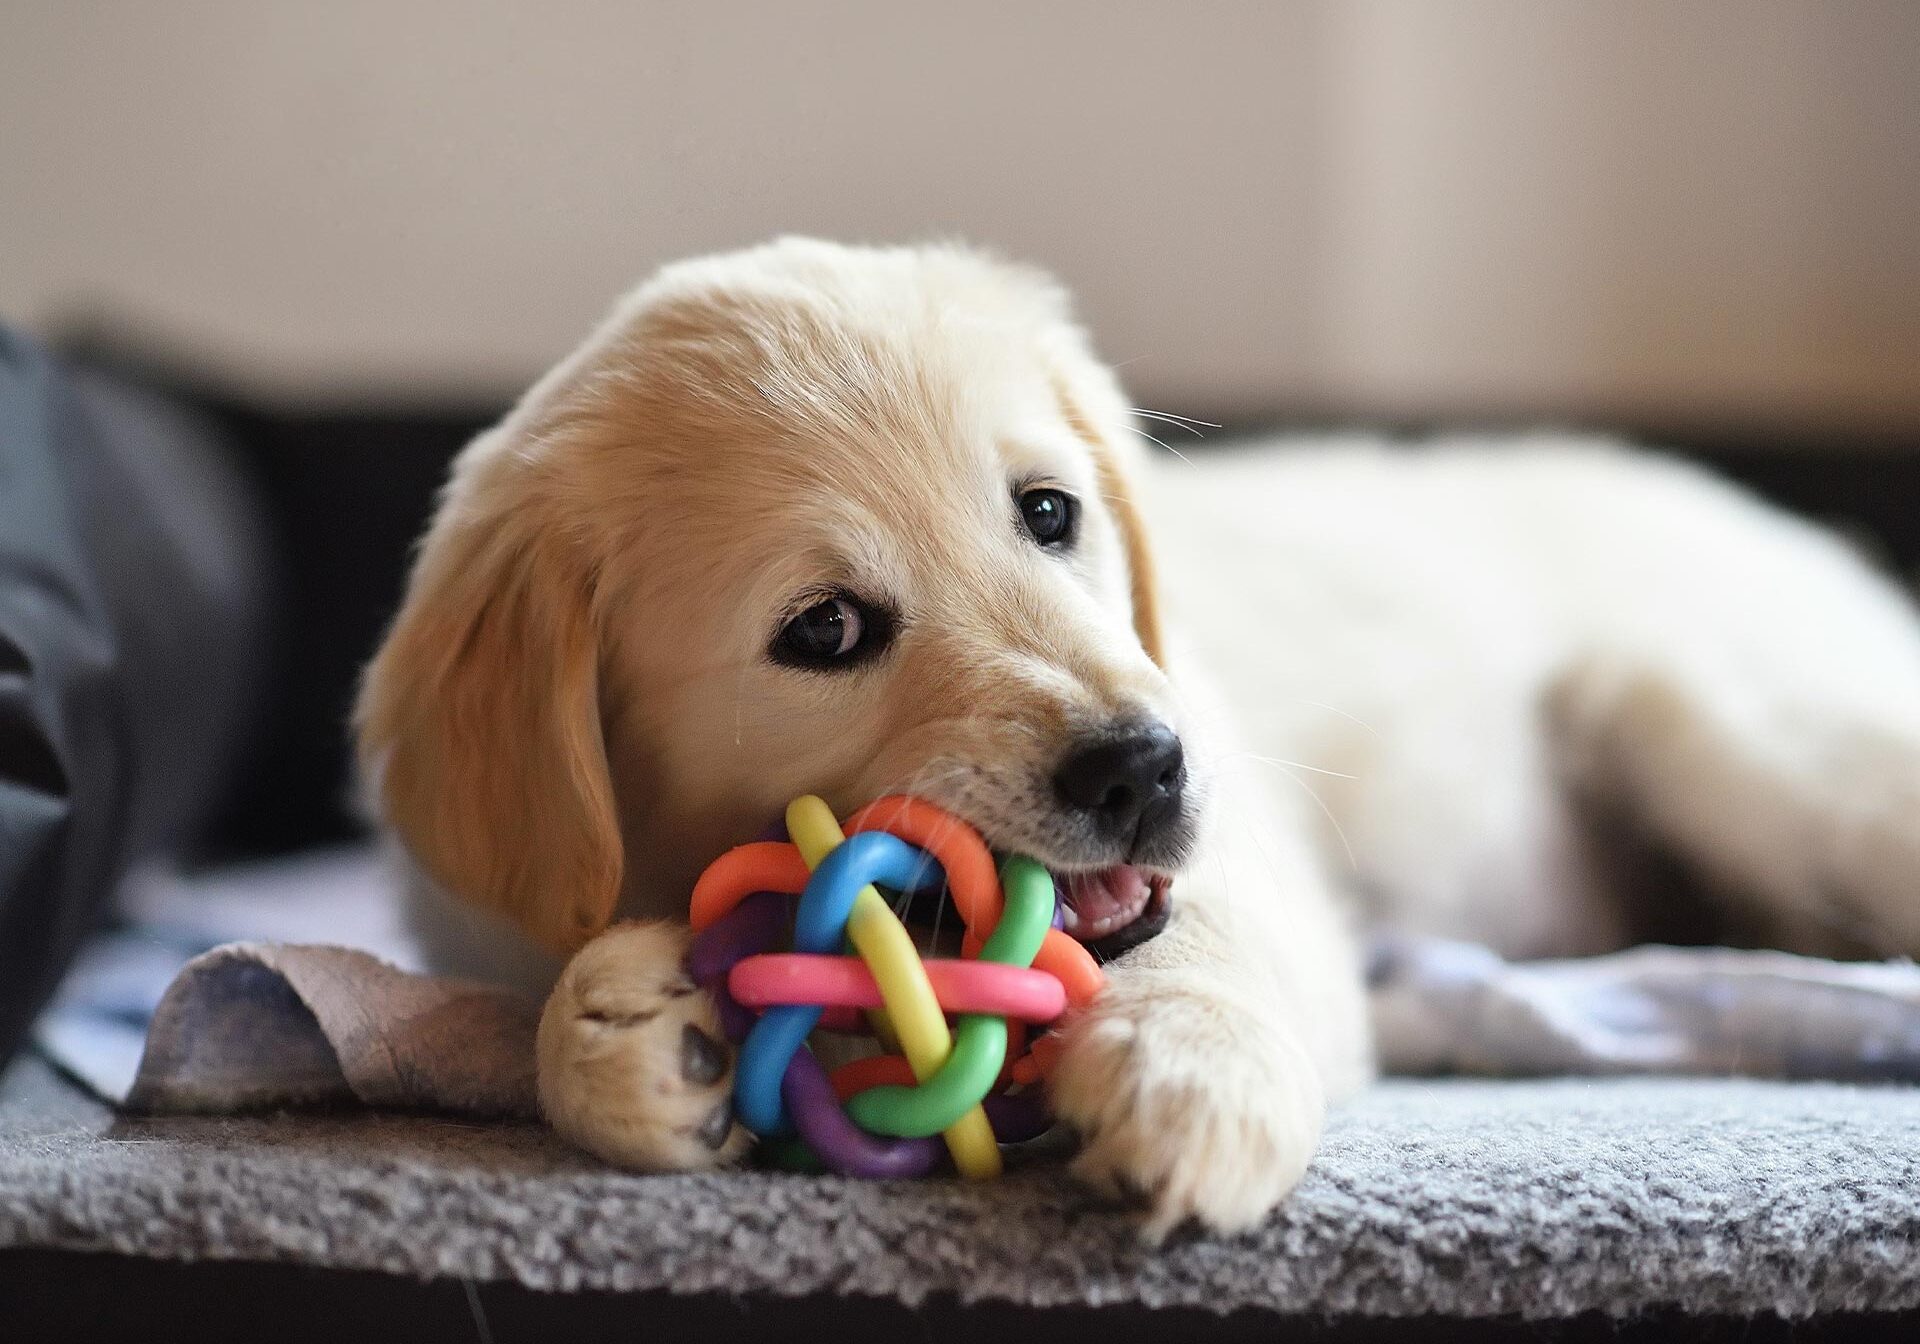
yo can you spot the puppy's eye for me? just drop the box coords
[1018,487,1077,548]
[772,595,889,670]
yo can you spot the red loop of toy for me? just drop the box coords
[730,953,1068,1022]
[830,1054,917,1101]
[817,1006,866,1032]
[844,796,1105,1011]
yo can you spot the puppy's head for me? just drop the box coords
[357,239,1200,959]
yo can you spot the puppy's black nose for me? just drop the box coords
[1053,722,1185,842]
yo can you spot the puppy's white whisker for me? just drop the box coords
[1257,761,1357,872]
[1132,413,1207,438]
[1289,698,1382,740]
[1124,424,1194,467]
[1131,404,1216,425]
[928,887,949,953]
[1227,752,1357,781]
[731,658,749,748]
[901,760,972,795]
[1131,407,1220,436]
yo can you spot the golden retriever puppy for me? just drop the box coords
[359,238,1920,1236]
[356,238,1368,1234]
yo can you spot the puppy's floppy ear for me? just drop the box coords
[355,433,622,955]
[1087,431,1166,670]
[1051,371,1167,669]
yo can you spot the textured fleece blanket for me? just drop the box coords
[7,1053,1920,1320]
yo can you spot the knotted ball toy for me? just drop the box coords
[686,795,1105,1178]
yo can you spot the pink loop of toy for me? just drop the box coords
[729,954,1068,1024]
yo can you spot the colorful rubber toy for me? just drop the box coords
[686,794,1105,1179]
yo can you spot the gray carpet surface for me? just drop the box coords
[4,1053,1918,1320]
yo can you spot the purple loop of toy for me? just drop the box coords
[687,890,791,983]
[786,1063,1054,1176]
[980,1089,1052,1144]
[715,984,757,1044]
[688,891,793,1043]
[784,1045,943,1177]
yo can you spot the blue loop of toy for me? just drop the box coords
[733,830,943,1137]
[734,1005,817,1137]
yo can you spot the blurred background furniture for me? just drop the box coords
[5,0,1917,862]
[3,2,1917,440]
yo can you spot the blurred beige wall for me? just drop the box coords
[3,1,1916,434]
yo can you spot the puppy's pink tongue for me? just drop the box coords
[1060,865,1153,941]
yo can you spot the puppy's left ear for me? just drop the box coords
[355,430,626,956]
[1051,367,1167,669]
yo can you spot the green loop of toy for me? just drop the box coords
[981,856,1056,966]
[846,1016,1009,1138]
[842,856,1056,1139]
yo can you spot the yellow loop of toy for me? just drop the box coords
[783,796,900,1049]
[785,796,1003,1179]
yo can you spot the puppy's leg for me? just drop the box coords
[537,921,751,1170]
[1050,772,1373,1238]
[1551,646,1920,957]
[1547,499,1920,963]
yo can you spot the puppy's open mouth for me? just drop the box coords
[895,855,1174,960]
[1056,866,1174,959]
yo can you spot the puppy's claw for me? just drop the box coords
[696,1098,736,1150]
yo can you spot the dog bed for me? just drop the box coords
[12,846,1920,1337]
[6,1048,1920,1328]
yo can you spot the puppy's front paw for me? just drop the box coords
[1050,973,1326,1240]
[537,921,751,1171]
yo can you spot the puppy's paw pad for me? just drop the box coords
[537,922,751,1171]
[680,1023,729,1086]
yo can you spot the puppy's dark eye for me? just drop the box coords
[772,595,888,670]
[1018,487,1077,548]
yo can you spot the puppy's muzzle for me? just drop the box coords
[1048,718,1184,959]
[1052,719,1186,855]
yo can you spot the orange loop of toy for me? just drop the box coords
[1032,930,1104,1010]
[997,1020,1029,1087]
[690,842,812,932]
[844,797,1001,933]
[1011,1032,1067,1085]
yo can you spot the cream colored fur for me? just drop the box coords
[358,239,1920,1237]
